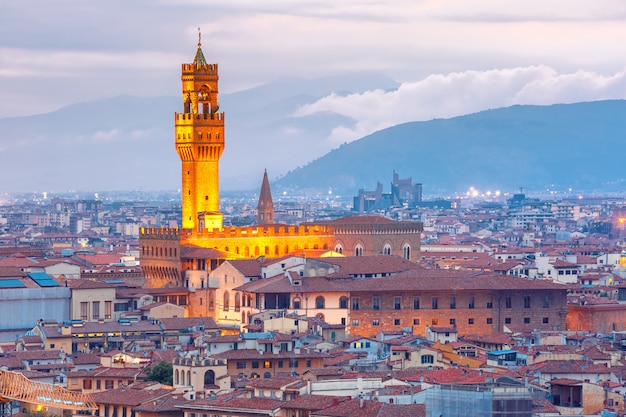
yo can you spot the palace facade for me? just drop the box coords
[139,37,423,289]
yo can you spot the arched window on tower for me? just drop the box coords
[403,244,411,260]
[383,244,392,255]
[339,296,348,309]
[316,296,325,309]
[235,293,241,312]
[354,244,364,256]
[334,244,343,254]
[223,291,230,311]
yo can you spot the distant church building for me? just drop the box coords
[139,37,423,289]
[257,169,274,225]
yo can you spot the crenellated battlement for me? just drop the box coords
[140,227,180,239]
[180,224,333,240]
[330,222,423,235]
[175,112,224,123]
[181,62,218,74]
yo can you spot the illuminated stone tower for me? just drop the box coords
[257,169,274,225]
[176,32,224,231]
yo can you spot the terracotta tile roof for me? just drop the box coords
[321,255,419,277]
[115,286,190,299]
[429,326,457,333]
[74,253,125,266]
[13,350,64,361]
[532,398,560,414]
[491,260,527,271]
[181,246,231,259]
[133,391,189,412]
[311,398,425,417]
[91,385,172,406]
[580,345,612,361]
[351,367,437,382]
[67,279,115,289]
[462,333,514,345]
[21,335,43,344]
[282,394,349,411]
[340,335,376,344]
[245,376,302,390]
[0,356,24,370]
[212,348,327,361]
[531,359,610,375]
[29,363,74,371]
[226,259,263,277]
[302,367,345,377]
[0,258,40,268]
[549,378,582,386]
[381,334,422,346]
[420,368,497,385]
[576,255,598,264]
[185,391,283,412]
[151,349,180,364]
[551,259,579,268]
[504,324,534,336]
[68,320,162,335]
[327,215,396,225]
[203,334,242,344]
[159,317,218,330]
[139,301,168,311]
[237,269,567,295]
[323,353,361,367]
[0,342,17,354]
[377,385,423,395]
[0,266,38,287]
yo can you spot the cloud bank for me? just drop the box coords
[294,65,626,146]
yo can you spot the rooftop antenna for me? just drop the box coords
[198,27,202,46]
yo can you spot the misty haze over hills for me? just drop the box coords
[0,73,624,197]
[277,99,626,196]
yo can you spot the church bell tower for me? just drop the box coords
[176,31,224,231]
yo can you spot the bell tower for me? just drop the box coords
[257,169,275,225]
[176,30,224,231]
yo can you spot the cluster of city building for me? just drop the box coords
[3,39,626,417]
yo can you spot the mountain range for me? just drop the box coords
[277,99,626,196]
[1,73,624,197]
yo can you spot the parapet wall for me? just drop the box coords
[181,224,333,240]
[140,227,180,240]
[182,63,218,74]
[175,112,224,124]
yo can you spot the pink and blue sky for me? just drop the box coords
[1,0,626,145]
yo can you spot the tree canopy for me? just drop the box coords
[144,361,173,385]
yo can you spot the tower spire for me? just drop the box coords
[193,27,207,67]
[257,169,275,225]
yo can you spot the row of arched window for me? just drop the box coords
[174,369,214,386]
[221,243,329,258]
[141,245,177,258]
[290,296,348,310]
[222,292,253,312]
[333,243,412,259]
